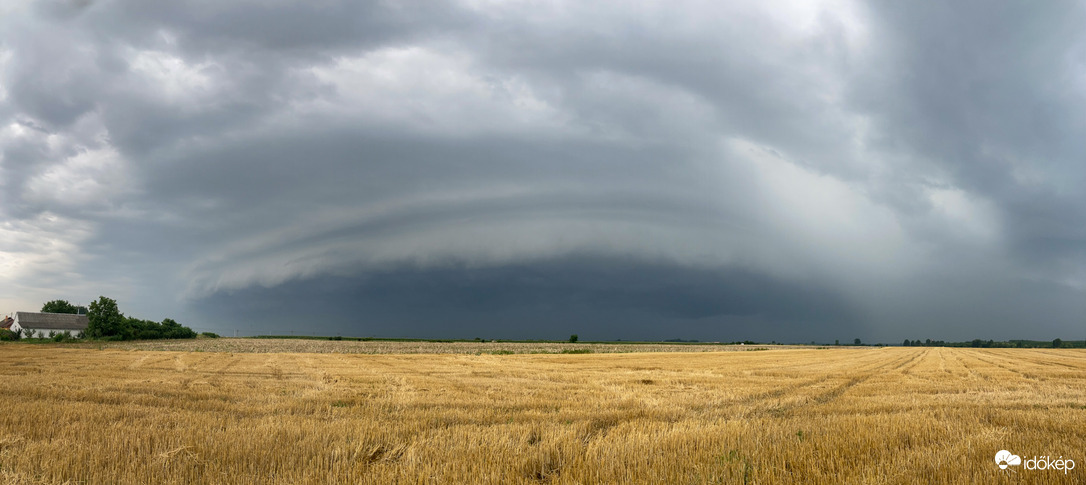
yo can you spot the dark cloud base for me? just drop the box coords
[193,256,862,342]
[4,1,1085,343]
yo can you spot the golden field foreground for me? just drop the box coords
[0,345,1084,484]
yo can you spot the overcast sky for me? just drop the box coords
[1,0,1084,342]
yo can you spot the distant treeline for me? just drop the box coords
[901,338,1082,348]
[249,335,1084,348]
[255,335,426,342]
[254,336,767,346]
[255,336,577,342]
[85,296,197,341]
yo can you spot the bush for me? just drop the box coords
[200,332,221,338]
[87,296,198,340]
[0,329,19,341]
[126,317,197,340]
[51,332,77,343]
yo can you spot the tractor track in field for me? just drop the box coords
[1029,349,1086,363]
[735,350,923,418]
[725,352,891,409]
[1011,354,1082,371]
[962,351,1046,383]
[796,350,923,408]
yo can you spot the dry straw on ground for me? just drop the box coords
[0,344,1083,484]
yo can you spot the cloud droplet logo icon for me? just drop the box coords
[996,450,1022,469]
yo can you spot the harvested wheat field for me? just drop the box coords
[0,345,1083,484]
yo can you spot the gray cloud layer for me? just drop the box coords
[2,0,1083,341]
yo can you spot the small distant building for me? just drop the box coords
[0,316,13,329]
[10,312,88,338]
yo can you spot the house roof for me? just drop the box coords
[0,316,12,329]
[15,312,88,331]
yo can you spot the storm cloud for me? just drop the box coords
[1,0,1083,342]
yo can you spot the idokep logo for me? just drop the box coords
[996,450,1076,474]
[995,450,1021,470]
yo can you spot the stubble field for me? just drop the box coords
[0,343,1083,484]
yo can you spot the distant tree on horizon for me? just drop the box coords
[569,334,578,343]
[87,296,125,339]
[41,300,87,314]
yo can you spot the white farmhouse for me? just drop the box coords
[10,312,89,338]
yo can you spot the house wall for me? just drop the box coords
[15,326,76,338]
[31,329,74,338]
[9,318,79,338]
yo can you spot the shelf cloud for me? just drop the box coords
[2,0,1083,341]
